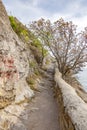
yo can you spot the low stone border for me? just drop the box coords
[54,68,87,130]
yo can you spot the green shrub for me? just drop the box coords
[34,69,40,76]
[9,16,18,32]
[29,61,36,68]
[27,77,35,85]
[9,16,30,42]
[26,77,37,91]
[45,59,50,65]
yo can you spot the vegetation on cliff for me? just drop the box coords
[9,16,48,66]
[9,16,49,91]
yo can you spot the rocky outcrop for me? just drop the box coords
[0,0,35,129]
[0,0,34,107]
[54,68,87,130]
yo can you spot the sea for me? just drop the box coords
[76,67,87,92]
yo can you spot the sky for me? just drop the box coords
[2,0,87,31]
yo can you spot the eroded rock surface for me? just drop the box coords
[0,0,34,107]
[0,0,34,129]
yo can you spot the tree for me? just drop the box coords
[29,18,87,76]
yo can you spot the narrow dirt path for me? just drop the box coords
[21,69,60,130]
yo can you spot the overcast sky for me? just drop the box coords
[2,0,87,31]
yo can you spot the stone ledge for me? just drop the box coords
[54,68,87,130]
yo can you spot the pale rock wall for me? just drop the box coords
[0,0,34,107]
[0,0,38,129]
[0,0,34,129]
[54,68,87,130]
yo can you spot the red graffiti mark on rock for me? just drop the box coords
[0,54,19,81]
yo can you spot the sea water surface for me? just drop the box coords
[76,67,87,91]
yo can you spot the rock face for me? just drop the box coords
[0,0,34,107]
[0,0,34,129]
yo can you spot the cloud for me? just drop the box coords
[3,0,49,24]
[2,0,87,30]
